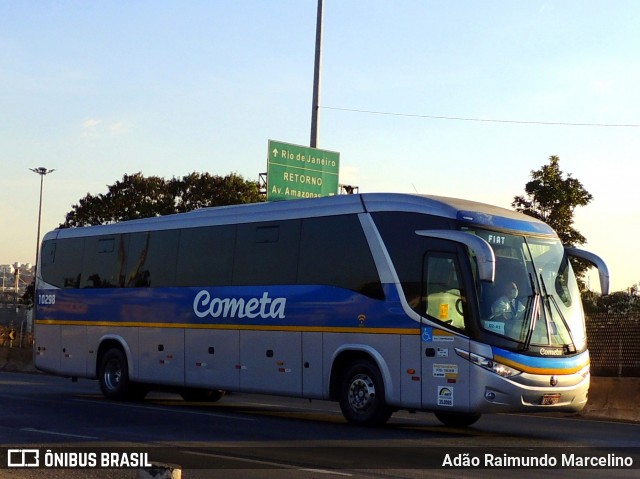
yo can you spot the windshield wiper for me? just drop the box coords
[539,274,576,354]
[521,273,541,351]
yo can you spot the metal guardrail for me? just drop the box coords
[586,313,640,377]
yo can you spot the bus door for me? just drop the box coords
[420,250,472,413]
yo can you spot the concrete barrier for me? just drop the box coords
[581,377,640,423]
[0,346,34,372]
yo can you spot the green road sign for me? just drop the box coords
[267,140,340,201]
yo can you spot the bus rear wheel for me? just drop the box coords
[339,359,392,427]
[434,411,481,427]
[99,348,147,401]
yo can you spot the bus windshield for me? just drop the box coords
[473,229,585,351]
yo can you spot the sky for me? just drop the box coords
[1,1,639,292]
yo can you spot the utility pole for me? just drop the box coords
[309,0,324,148]
[30,167,55,273]
[13,263,19,311]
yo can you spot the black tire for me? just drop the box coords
[98,348,147,401]
[339,359,393,426]
[180,389,226,402]
[434,411,481,427]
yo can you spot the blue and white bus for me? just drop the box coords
[34,193,608,427]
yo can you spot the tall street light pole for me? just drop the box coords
[30,167,55,273]
[310,0,324,148]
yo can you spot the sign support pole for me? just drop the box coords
[310,0,323,148]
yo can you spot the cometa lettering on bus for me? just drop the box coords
[193,290,287,320]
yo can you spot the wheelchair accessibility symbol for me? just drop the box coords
[422,326,433,342]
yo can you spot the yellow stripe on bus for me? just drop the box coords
[493,354,590,375]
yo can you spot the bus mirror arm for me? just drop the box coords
[415,230,495,283]
[564,247,610,295]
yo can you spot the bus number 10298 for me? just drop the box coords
[38,294,56,306]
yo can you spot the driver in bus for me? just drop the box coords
[490,281,525,321]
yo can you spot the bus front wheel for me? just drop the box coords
[99,348,146,401]
[339,359,392,427]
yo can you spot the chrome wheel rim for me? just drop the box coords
[348,373,376,411]
[103,359,122,391]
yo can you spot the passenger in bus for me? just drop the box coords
[490,282,525,322]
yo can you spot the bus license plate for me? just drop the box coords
[541,394,561,405]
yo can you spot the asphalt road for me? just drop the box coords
[0,371,639,478]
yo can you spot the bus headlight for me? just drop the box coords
[456,349,522,378]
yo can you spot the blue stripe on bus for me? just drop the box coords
[36,284,420,330]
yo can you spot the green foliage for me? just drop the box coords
[172,172,263,213]
[512,155,593,247]
[62,172,263,228]
[583,284,640,314]
[512,156,594,289]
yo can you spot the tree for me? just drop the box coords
[512,155,593,247]
[173,172,263,213]
[582,283,640,314]
[512,156,595,290]
[62,172,262,227]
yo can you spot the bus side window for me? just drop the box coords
[298,215,383,298]
[40,237,84,289]
[423,253,466,330]
[233,220,300,286]
[125,230,180,287]
[176,225,236,287]
[40,240,57,285]
[82,235,126,288]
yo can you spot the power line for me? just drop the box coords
[320,106,640,128]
